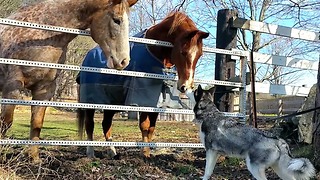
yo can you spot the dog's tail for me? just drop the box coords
[278,139,315,180]
[287,158,315,180]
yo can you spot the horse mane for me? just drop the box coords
[167,11,196,35]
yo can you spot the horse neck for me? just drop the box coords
[9,1,112,47]
[17,1,113,31]
[145,24,175,65]
[34,1,104,29]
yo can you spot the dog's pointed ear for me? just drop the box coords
[194,85,203,102]
[208,86,215,95]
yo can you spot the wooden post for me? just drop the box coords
[214,9,238,112]
[313,56,320,167]
[249,51,258,127]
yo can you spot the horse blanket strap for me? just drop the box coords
[78,30,185,109]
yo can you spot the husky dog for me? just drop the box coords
[193,85,315,180]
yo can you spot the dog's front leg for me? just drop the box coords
[202,149,218,180]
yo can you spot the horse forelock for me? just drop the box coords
[109,0,131,14]
[167,11,197,35]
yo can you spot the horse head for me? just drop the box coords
[170,30,209,92]
[90,0,138,70]
[147,11,209,93]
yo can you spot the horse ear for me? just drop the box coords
[186,30,209,40]
[185,30,198,40]
[127,0,138,7]
[199,31,209,39]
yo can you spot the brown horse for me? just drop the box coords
[0,0,138,161]
[77,11,209,158]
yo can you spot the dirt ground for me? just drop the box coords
[0,120,319,180]
[1,145,283,180]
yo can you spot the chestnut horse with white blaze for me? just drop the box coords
[77,11,209,158]
[0,0,138,162]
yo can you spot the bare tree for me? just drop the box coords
[53,36,96,101]
[2,0,318,95]
[198,0,319,86]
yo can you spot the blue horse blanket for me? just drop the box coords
[78,30,183,108]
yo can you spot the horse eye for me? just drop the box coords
[113,18,121,25]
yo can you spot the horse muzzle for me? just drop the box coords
[178,83,194,93]
[178,83,196,103]
[179,85,187,93]
[107,56,130,70]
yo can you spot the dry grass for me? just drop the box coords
[0,145,27,180]
[1,106,201,179]
[1,106,318,179]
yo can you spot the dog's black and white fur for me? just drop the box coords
[193,85,315,180]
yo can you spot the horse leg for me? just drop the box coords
[102,110,117,158]
[0,104,16,137]
[84,109,95,158]
[29,81,56,162]
[139,112,158,157]
[0,80,24,137]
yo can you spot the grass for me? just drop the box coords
[0,144,29,180]
[291,143,314,159]
[6,105,199,143]
[8,106,79,140]
[174,163,197,175]
[1,106,200,179]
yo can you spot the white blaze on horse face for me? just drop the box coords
[107,10,130,70]
[185,44,198,89]
[91,5,131,70]
[121,10,130,66]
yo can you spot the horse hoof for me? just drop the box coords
[142,147,151,158]
[29,145,41,163]
[86,146,95,158]
[28,152,42,163]
[106,146,117,158]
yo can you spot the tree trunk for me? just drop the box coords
[313,60,320,168]
[214,9,237,112]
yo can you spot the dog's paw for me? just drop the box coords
[201,176,210,180]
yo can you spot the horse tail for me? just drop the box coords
[76,80,85,140]
[77,108,85,140]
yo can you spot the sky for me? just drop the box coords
[129,0,319,89]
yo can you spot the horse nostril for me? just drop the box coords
[121,59,127,66]
[180,85,186,93]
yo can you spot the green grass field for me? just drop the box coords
[7,106,199,143]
